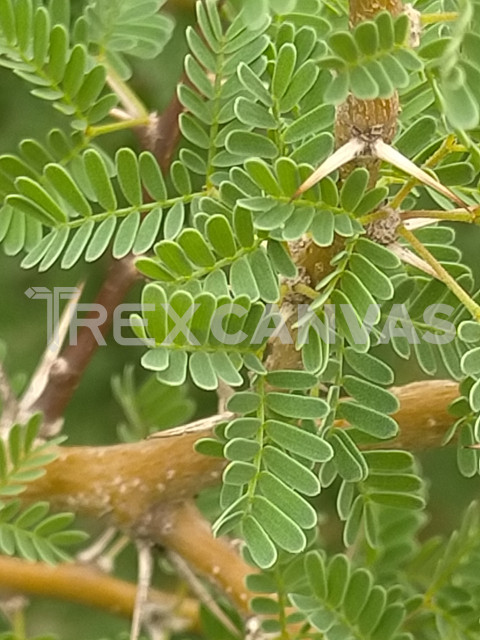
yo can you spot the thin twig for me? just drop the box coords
[131,541,154,640]
[398,225,480,320]
[168,550,241,637]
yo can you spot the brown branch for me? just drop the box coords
[0,555,198,629]
[31,256,140,425]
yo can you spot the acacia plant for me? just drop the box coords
[2,0,480,638]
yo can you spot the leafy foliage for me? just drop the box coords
[0,414,60,501]
[0,0,117,128]
[2,0,480,638]
[0,414,87,564]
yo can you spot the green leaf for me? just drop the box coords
[327,554,350,607]
[348,254,394,300]
[337,401,398,439]
[265,393,328,419]
[164,202,185,240]
[227,392,261,414]
[133,207,163,255]
[15,176,69,223]
[178,228,215,267]
[258,471,317,529]
[311,210,335,247]
[344,348,394,385]
[340,168,369,211]
[141,348,169,372]
[265,420,333,461]
[248,248,279,302]
[461,347,480,377]
[139,152,167,200]
[329,32,359,63]
[235,97,276,129]
[83,150,117,211]
[329,430,368,482]
[266,370,317,390]
[252,495,307,553]
[44,164,92,218]
[226,131,278,159]
[273,42,297,100]
[189,352,218,390]
[112,211,140,259]
[206,215,236,257]
[279,60,319,112]
[223,460,257,485]
[355,237,401,269]
[156,350,188,386]
[263,445,320,495]
[237,62,273,107]
[284,104,334,144]
[343,376,399,414]
[116,148,142,206]
[354,21,378,56]
[350,65,379,99]
[224,438,260,461]
[242,515,277,568]
[170,160,192,195]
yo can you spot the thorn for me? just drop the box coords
[388,242,440,279]
[18,283,85,425]
[402,217,440,230]
[290,138,365,201]
[372,139,469,209]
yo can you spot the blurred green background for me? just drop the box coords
[1,0,480,637]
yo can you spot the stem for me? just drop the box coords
[87,116,151,138]
[421,11,458,23]
[106,65,149,120]
[398,225,480,320]
[400,208,478,223]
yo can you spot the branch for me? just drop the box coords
[0,555,199,630]
[148,501,253,612]
[31,256,140,425]
[18,380,460,611]
[24,381,459,520]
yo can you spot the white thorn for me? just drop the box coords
[291,138,366,199]
[372,139,469,209]
[388,242,440,279]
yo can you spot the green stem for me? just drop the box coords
[400,208,478,223]
[86,116,151,138]
[246,376,266,503]
[105,64,149,120]
[421,11,458,23]
[399,225,480,321]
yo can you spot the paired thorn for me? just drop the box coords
[291,136,469,210]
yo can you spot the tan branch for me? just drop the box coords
[24,380,459,525]
[16,379,460,613]
[148,501,253,612]
[0,556,198,629]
